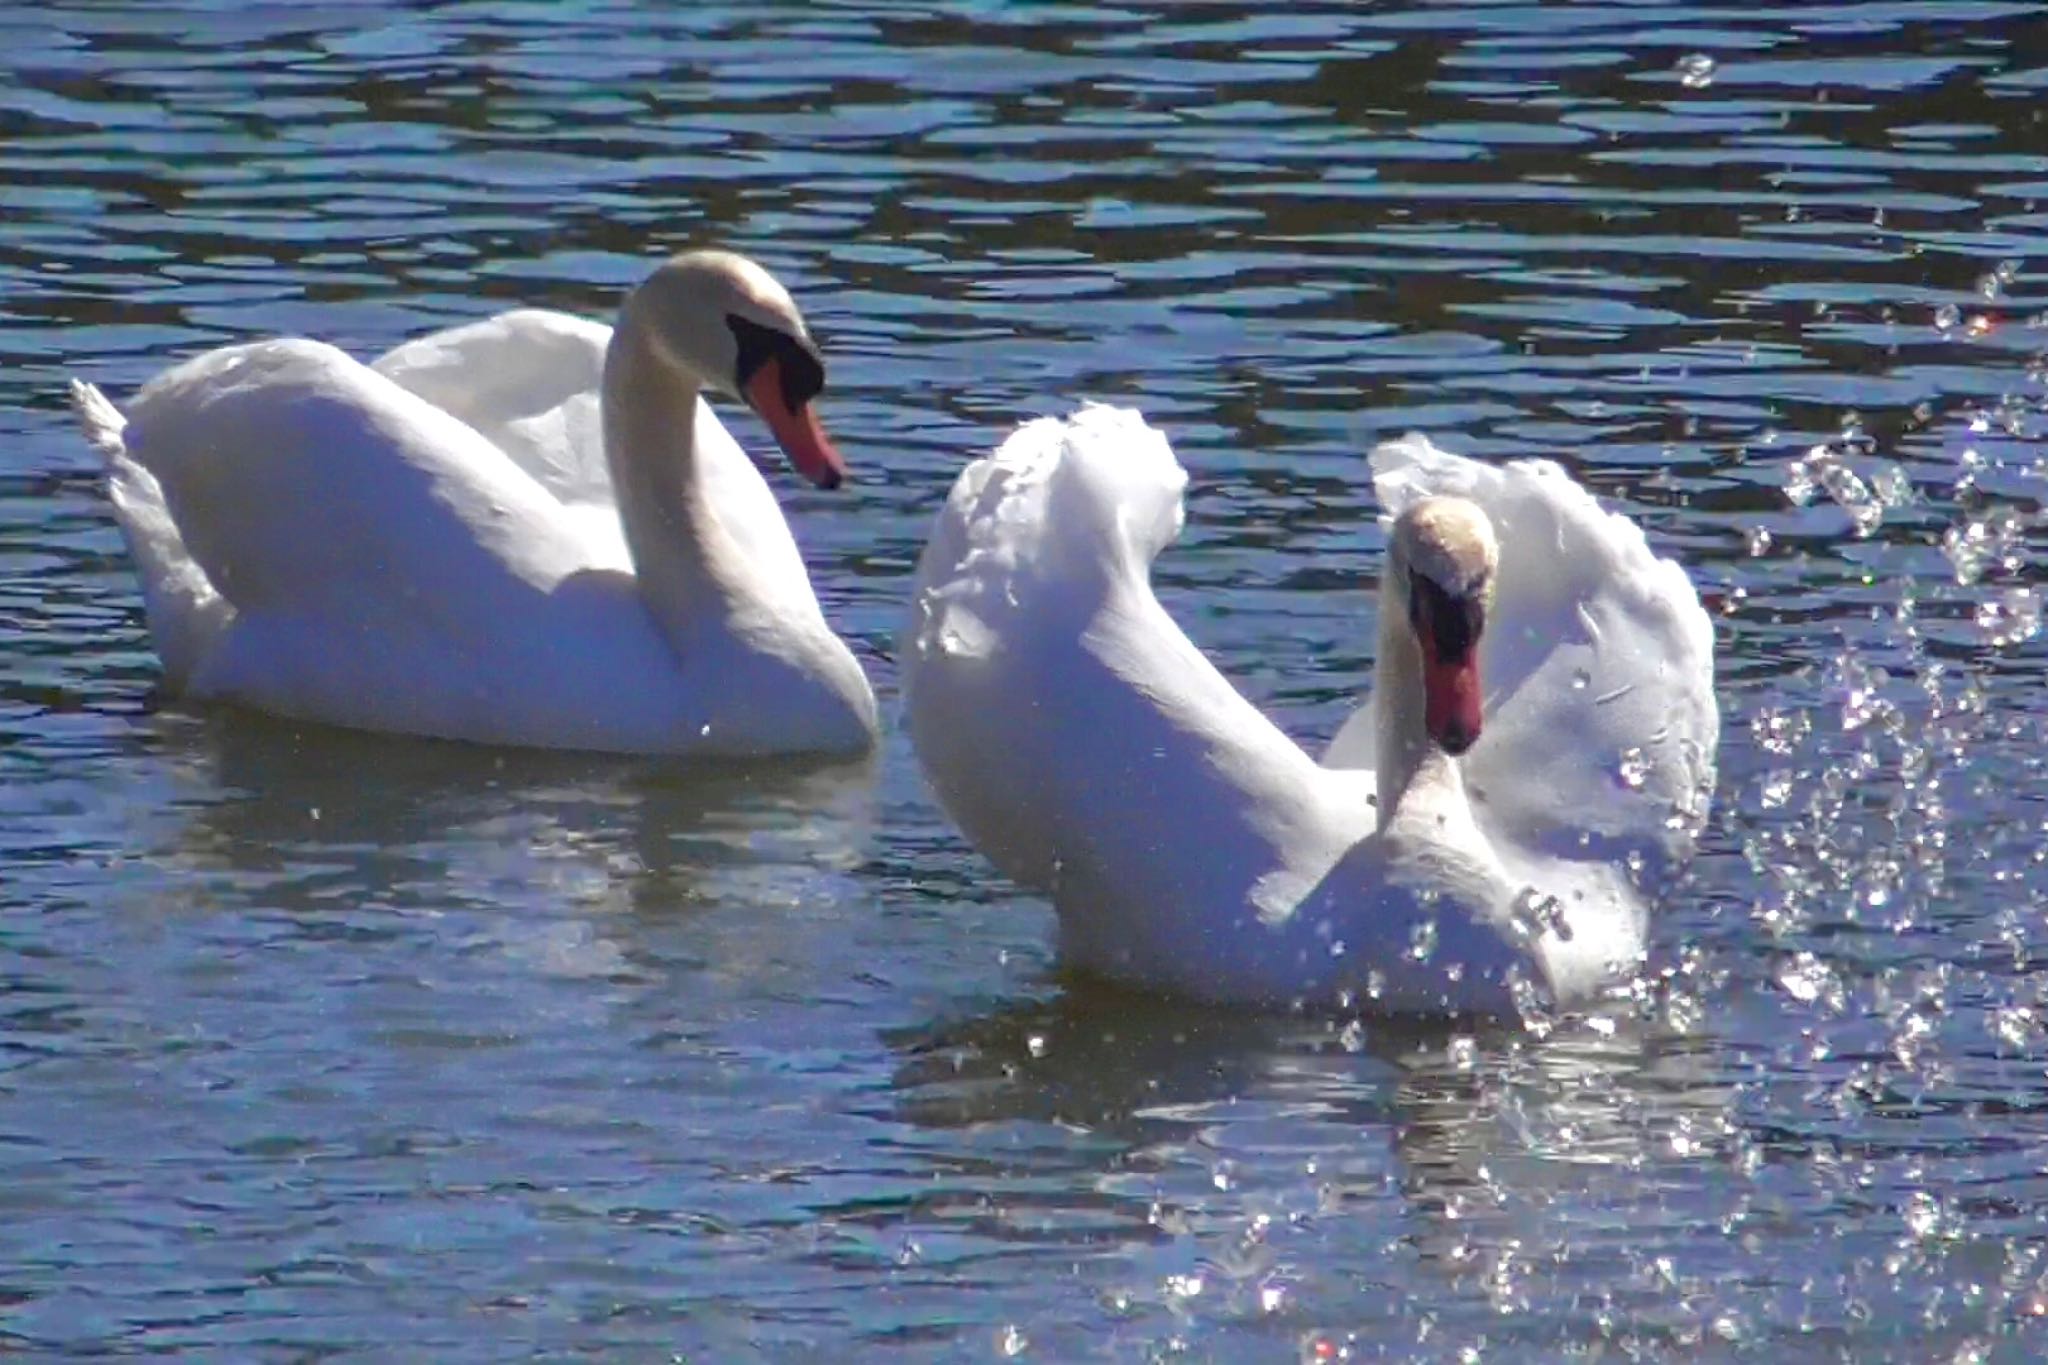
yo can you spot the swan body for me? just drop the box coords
[69,251,878,756]
[902,409,1717,1014]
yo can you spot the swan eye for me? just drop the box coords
[728,314,825,411]
[1410,576,1485,661]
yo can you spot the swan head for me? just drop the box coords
[1390,497,1498,756]
[624,250,845,488]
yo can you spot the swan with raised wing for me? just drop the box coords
[69,250,877,755]
[902,408,1716,1014]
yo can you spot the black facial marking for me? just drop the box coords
[727,314,824,412]
[1408,575,1486,663]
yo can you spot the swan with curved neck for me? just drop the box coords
[903,408,1718,1015]
[69,249,879,755]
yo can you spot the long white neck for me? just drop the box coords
[1374,589,1442,816]
[600,317,750,648]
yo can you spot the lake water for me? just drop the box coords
[6,1,2048,1359]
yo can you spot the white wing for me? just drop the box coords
[372,307,615,506]
[1327,436,1719,892]
[372,307,813,607]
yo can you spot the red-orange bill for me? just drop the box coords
[1422,651,1484,755]
[744,356,845,489]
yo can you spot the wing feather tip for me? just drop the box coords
[69,379,129,461]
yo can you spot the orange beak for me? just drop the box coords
[1422,646,1483,756]
[744,354,845,489]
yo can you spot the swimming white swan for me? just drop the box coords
[68,250,878,756]
[902,408,1717,1014]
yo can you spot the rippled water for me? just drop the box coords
[7,2,2048,1358]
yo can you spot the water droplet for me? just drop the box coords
[1783,456,1817,506]
[1338,1018,1367,1052]
[1507,972,1555,1037]
[1446,1035,1477,1071]
[998,1323,1028,1357]
[1904,1190,1944,1241]
[1618,747,1650,789]
[1776,951,1836,1006]
[1509,886,1571,943]
[1935,302,1962,332]
[1796,445,1884,535]
[1992,1005,2036,1051]
[1747,526,1773,557]
[1674,53,1716,88]
[1871,462,1914,509]
[1025,1033,1047,1059]
[1975,587,2041,647]
[1942,510,2026,585]
[1406,918,1439,963]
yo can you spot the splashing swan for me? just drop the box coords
[68,251,877,755]
[903,408,1717,1013]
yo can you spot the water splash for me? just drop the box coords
[1940,510,2026,585]
[1781,425,1902,537]
[1974,586,2041,646]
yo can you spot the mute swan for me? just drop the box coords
[902,408,1717,1014]
[68,250,878,756]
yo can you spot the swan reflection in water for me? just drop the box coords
[127,706,880,985]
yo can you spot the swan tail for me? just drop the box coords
[69,379,129,463]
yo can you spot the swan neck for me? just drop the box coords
[1375,593,1442,815]
[601,318,738,641]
